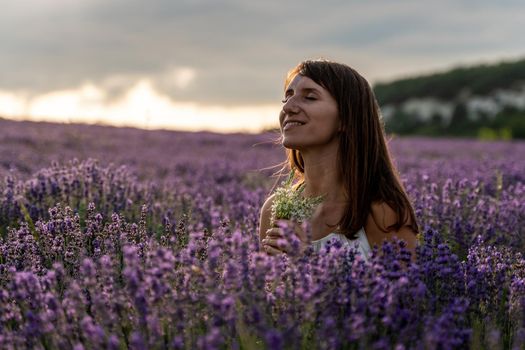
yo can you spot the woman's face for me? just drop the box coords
[279,74,340,151]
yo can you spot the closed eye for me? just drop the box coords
[282,94,317,103]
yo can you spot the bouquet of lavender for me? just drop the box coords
[270,170,324,226]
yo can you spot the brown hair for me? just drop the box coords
[282,59,418,239]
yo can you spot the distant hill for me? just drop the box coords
[373,57,525,139]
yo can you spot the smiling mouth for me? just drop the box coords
[283,121,305,131]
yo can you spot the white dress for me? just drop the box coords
[310,227,371,262]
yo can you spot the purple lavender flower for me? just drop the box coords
[0,122,524,348]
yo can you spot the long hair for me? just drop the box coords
[283,59,418,239]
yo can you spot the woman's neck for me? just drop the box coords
[300,144,346,203]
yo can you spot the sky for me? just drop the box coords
[1,0,524,133]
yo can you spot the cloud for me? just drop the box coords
[0,0,524,106]
[0,80,281,133]
[167,67,196,89]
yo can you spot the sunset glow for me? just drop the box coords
[0,80,281,133]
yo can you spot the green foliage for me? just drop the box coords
[385,111,426,135]
[374,58,525,105]
[490,108,525,139]
[377,57,525,139]
[385,108,525,139]
[477,127,512,141]
[448,103,470,134]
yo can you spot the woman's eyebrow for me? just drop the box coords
[285,87,321,95]
[302,87,321,94]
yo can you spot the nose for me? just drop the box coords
[282,96,300,115]
[280,98,299,127]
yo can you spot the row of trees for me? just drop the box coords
[384,106,525,139]
[374,57,525,139]
[373,58,525,105]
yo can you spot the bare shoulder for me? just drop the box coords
[258,193,276,242]
[365,201,418,254]
[369,201,399,230]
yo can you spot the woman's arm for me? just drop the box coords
[365,201,418,262]
[258,194,276,243]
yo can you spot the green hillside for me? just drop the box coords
[373,57,525,139]
[374,57,525,105]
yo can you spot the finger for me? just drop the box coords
[265,228,284,239]
[274,220,307,242]
[262,243,284,256]
[262,237,289,253]
[274,219,293,228]
[294,225,308,243]
[266,227,282,234]
[262,238,278,249]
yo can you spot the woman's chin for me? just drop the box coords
[282,138,302,150]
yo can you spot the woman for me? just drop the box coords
[259,59,419,262]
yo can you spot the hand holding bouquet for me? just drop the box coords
[262,171,324,256]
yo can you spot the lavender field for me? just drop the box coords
[0,118,524,349]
